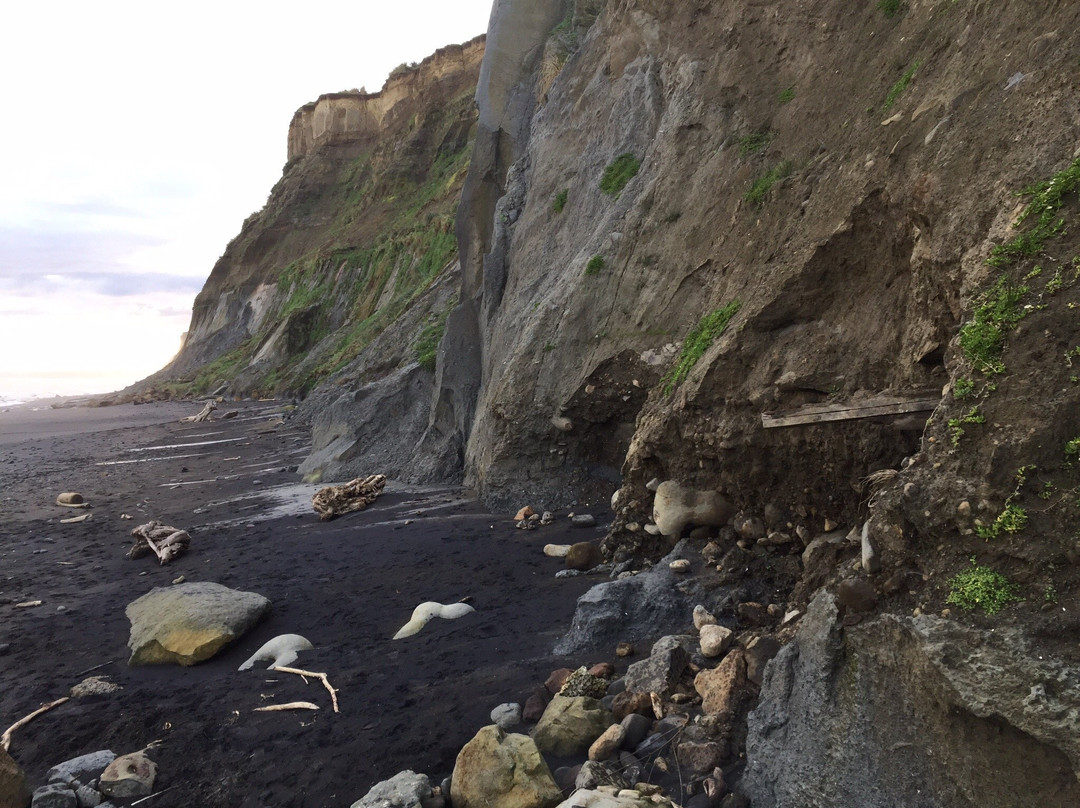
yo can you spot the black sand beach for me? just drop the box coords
[0,401,604,806]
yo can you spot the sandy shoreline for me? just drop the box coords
[0,400,607,806]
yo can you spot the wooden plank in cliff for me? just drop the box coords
[761,390,940,429]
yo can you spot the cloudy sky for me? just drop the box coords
[0,0,493,401]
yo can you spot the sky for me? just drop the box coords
[0,0,493,402]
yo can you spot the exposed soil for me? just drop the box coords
[0,401,605,807]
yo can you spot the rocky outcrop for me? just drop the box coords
[125,582,271,666]
[744,592,1080,807]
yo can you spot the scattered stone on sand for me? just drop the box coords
[558,668,609,700]
[55,493,87,508]
[490,703,522,730]
[312,474,386,521]
[128,520,191,565]
[1,745,30,808]
[699,625,734,658]
[540,511,555,525]
[615,642,634,657]
[544,544,571,558]
[69,677,122,699]
[571,514,596,528]
[515,506,536,522]
[533,696,613,757]
[566,543,603,571]
[451,725,562,808]
[350,769,433,808]
[125,581,271,666]
[653,481,732,539]
[99,751,156,799]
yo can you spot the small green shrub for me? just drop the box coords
[745,161,792,206]
[947,406,984,447]
[414,312,450,371]
[989,157,1080,267]
[878,0,903,18]
[976,503,1028,539]
[1065,437,1080,461]
[553,188,569,213]
[663,301,741,394]
[953,377,975,400]
[958,276,1029,374]
[778,87,796,103]
[884,61,919,109]
[947,559,1021,615]
[585,255,606,275]
[599,154,641,196]
[738,132,774,155]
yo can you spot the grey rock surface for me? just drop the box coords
[622,646,689,698]
[350,770,432,808]
[46,752,116,786]
[554,543,703,655]
[31,783,76,808]
[744,591,1080,808]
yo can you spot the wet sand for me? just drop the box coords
[0,401,605,806]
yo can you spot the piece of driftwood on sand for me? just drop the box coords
[129,521,191,564]
[311,474,386,521]
[271,666,340,713]
[2,697,70,751]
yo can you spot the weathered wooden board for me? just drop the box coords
[761,393,940,429]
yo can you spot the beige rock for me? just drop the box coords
[100,751,157,799]
[515,506,536,521]
[693,605,717,630]
[0,745,30,808]
[544,544,571,558]
[695,649,747,715]
[125,582,271,666]
[451,725,562,808]
[668,559,691,573]
[532,695,613,757]
[588,723,626,761]
[699,624,734,658]
[652,481,732,539]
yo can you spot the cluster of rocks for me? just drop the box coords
[349,593,791,808]
[515,506,598,532]
[23,750,156,808]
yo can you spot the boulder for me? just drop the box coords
[695,649,747,716]
[532,696,613,757]
[566,543,603,571]
[620,713,652,749]
[46,751,116,785]
[552,789,653,807]
[30,783,75,808]
[350,770,432,808]
[623,646,689,698]
[653,481,732,539]
[1,745,30,808]
[744,591,1080,808]
[125,582,271,666]
[451,725,562,808]
[587,723,626,761]
[610,691,654,722]
[699,625,734,658]
[558,668,609,699]
[554,542,706,655]
[99,751,156,799]
[491,703,523,729]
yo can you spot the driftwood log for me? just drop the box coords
[130,521,191,564]
[2,697,69,751]
[180,401,216,423]
[311,474,386,521]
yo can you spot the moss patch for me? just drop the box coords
[663,301,741,395]
[600,154,641,197]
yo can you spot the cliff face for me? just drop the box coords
[145,36,485,399]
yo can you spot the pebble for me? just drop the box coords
[615,642,634,657]
[668,559,691,573]
[490,702,521,729]
[572,514,597,528]
[693,605,717,630]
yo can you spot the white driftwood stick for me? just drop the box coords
[1,697,70,751]
[271,666,340,713]
[253,701,319,712]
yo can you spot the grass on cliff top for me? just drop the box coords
[946,559,1022,615]
[600,154,641,197]
[663,300,741,395]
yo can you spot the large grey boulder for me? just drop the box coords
[451,725,562,808]
[554,543,704,655]
[1,745,30,808]
[350,770,432,808]
[46,750,116,785]
[744,591,1080,808]
[125,582,271,666]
